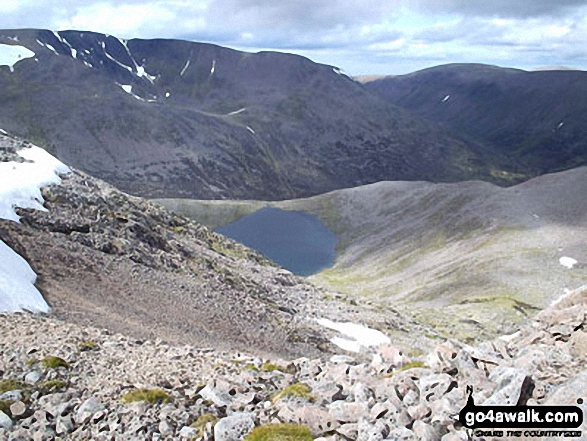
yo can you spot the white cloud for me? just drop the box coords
[2,0,587,74]
[0,0,21,13]
[57,2,187,37]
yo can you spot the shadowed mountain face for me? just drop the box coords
[0,30,503,200]
[365,64,587,176]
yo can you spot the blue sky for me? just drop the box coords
[2,0,587,75]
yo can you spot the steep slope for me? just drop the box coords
[365,64,587,176]
[0,132,437,358]
[160,167,587,343]
[0,30,501,200]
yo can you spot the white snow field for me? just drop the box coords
[559,256,578,269]
[0,44,35,72]
[0,143,70,312]
[316,318,391,353]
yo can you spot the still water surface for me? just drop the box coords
[216,207,338,276]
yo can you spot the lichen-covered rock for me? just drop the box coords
[482,367,533,406]
[0,411,13,430]
[75,397,104,425]
[214,412,255,441]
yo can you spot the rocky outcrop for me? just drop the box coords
[0,286,585,440]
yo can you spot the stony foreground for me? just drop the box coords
[0,287,585,440]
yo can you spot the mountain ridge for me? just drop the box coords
[0,29,510,201]
[365,63,587,177]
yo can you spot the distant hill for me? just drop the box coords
[160,166,587,343]
[0,30,506,200]
[365,63,587,176]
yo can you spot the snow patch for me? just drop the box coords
[118,84,133,94]
[246,126,255,134]
[316,318,391,353]
[0,44,35,72]
[0,240,49,313]
[499,331,520,342]
[559,256,577,269]
[51,30,76,58]
[35,38,59,55]
[165,92,170,98]
[210,59,216,75]
[136,64,157,83]
[0,145,71,313]
[557,122,565,129]
[227,108,247,116]
[104,49,132,72]
[180,59,190,76]
[333,67,349,77]
[116,83,145,101]
[442,95,451,103]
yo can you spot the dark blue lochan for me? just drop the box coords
[216,206,338,276]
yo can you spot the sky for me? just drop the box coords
[2,0,587,75]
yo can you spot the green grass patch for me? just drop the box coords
[191,413,219,436]
[244,423,313,441]
[261,363,296,374]
[41,356,70,370]
[0,379,27,394]
[0,399,13,417]
[271,383,315,403]
[398,361,428,372]
[121,388,170,404]
[38,380,67,392]
[78,341,99,351]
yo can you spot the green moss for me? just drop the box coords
[244,423,313,441]
[38,380,67,392]
[0,379,27,394]
[261,363,296,375]
[271,383,315,403]
[261,363,295,374]
[261,363,280,372]
[398,361,428,372]
[243,364,259,372]
[26,358,38,367]
[191,414,219,436]
[210,238,250,260]
[120,388,170,404]
[78,341,99,351]
[0,399,13,417]
[41,356,70,370]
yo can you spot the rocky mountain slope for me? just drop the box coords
[0,285,585,439]
[0,132,440,360]
[0,29,507,200]
[365,64,587,177]
[159,166,587,343]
